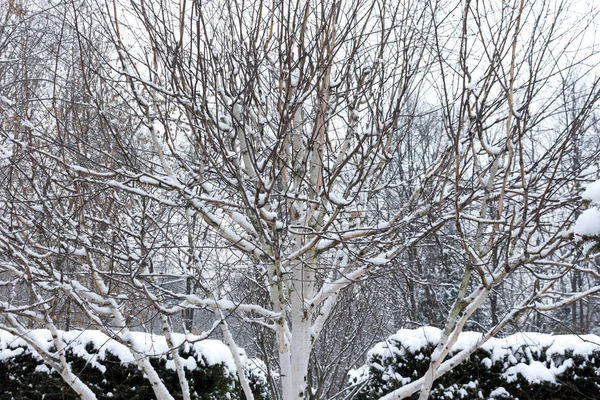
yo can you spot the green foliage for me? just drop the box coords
[351,337,600,400]
[0,344,269,400]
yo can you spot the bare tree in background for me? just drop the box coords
[1,0,600,399]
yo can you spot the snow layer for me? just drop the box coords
[574,208,600,238]
[582,179,600,203]
[355,327,600,386]
[0,329,239,375]
[489,387,510,398]
[503,360,556,384]
[369,327,600,363]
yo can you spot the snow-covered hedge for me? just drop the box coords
[0,329,269,400]
[349,327,600,399]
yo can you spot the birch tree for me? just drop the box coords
[377,0,600,398]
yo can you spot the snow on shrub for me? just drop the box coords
[349,327,600,399]
[0,329,269,400]
[575,178,600,252]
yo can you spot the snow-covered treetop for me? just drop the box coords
[575,179,600,240]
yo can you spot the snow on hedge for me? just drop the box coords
[575,208,600,238]
[365,327,600,369]
[350,327,600,400]
[0,329,237,375]
[0,328,270,400]
[582,179,600,204]
[575,179,600,239]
